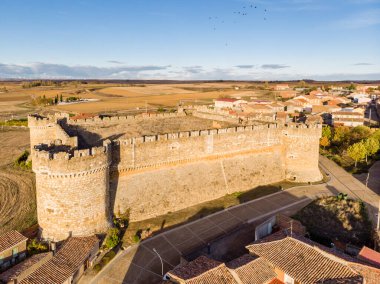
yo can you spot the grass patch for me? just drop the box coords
[293,196,372,247]
[0,118,28,127]
[123,181,305,246]
[14,150,32,170]
[93,250,117,273]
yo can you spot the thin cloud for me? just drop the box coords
[182,66,204,74]
[334,9,380,29]
[0,62,170,79]
[235,65,255,69]
[107,60,124,64]
[261,64,290,69]
[353,63,373,66]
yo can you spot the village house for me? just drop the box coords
[288,98,312,111]
[0,231,28,272]
[283,101,303,113]
[0,236,99,284]
[214,98,247,109]
[165,228,380,284]
[274,90,297,99]
[332,111,364,127]
[349,93,372,104]
[268,102,285,112]
[242,104,274,114]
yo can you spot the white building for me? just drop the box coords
[214,98,247,109]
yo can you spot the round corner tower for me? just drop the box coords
[32,142,112,241]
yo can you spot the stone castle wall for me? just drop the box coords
[29,114,322,240]
[32,141,112,241]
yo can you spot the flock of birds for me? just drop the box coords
[208,3,269,45]
[208,4,268,31]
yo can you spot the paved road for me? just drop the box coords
[82,156,379,284]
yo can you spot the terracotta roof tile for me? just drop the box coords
[0,252,52,283]
[167,256,238,284]
[0,230,27,253]
[227,254,276,284]
[358,246,380,268]
[247,236,362,284]
[19,236,99,284]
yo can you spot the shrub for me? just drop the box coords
[93,264,102,272]
[27,239,49,255]
[132,234,141,244]
[15,150,32,170]
[103,228,120,249]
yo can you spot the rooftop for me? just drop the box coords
[19,236,99,284]
[0,230,28,253]
[227,254,276,284]
[167,255,238,284]
[0,252,52,283]
[247,235,362,284]
[358,246,380,268]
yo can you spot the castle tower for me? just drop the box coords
[31,142,112,241]
[28,114,77,153]
[283,124,322,182]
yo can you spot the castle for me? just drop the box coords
[28,112,322,241]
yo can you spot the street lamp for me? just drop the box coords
[153,248,164,277]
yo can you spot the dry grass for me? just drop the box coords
[0,128,36,234]
[0,82,277,116]
[293,196,372,247]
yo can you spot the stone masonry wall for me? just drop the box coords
[32,142,112,241]
[29,114,322,240]
[113,147,285,221]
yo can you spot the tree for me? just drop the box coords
[60,94,63,102]
[364,137,379,162]
[347,83,356,91]
[322,126,332,140]
[370,129,380,143]
[349,126,371,143]
[104,228,120,249]
[333,126,350,147]
[320,136,330,149]
[347,142,366,167]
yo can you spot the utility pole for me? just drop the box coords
[365,172,370,188]
[153,248,164,277]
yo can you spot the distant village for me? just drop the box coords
[209,83,380,127]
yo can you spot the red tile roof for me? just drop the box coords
[0,230,28,253]
[0,252,52,283]
[358,246,380,267]
[227,254,276,284]
[167,256,238,283]
[19,236,99,284]
[247,236,362,284]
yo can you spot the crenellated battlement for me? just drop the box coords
[32,140,112,175]
[67,111,186,126]
[29,111,322,241]
[114,122,321,145]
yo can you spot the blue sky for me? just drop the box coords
[0,0,379,80]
